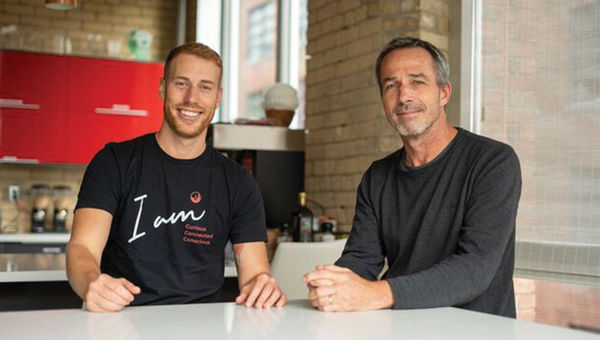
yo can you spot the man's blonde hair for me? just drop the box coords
[163,42,223,86]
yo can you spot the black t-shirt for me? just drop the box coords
[76,133,267,305]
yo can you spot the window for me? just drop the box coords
[247,2,276,62]
[298,0,308,45]
[570,2,600,107]
[196,0,308,128]
[462,1,600,329]
[466,0,600,286]
[246,91,264,120]
[238,0,278,120]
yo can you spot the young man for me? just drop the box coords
[303,37,521,317]
[67,43,286,312]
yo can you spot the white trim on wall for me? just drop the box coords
[278,0,300,90]
[196,0,227,122]
[220,0,240,123]
[460,0,482,134]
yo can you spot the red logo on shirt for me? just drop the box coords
[190,191,202,204]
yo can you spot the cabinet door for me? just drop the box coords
[0,51,68,109]
[0,108,67,163]
[65,107,164,163]
[0,51,68,163]
[66,57,164,163]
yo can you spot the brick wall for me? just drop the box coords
[304,0,450,231]
[0,0,177,61]
[186,0,196,43]
[534,280,600,331]
[0,164,85,233]
[514,278,536,321]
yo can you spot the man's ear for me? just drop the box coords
[439,83,452,107]
[159,78,166,100]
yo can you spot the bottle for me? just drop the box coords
[292,192,313,242]
[321,221,336,242]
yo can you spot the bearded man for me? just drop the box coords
[303,37,521,318]
[67,43,286,312]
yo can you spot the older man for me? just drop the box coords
[303,37,521,317]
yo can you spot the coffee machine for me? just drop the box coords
[209,124,305,230]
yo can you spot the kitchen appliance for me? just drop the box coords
[209,124,305,230]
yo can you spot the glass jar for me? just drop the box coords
[30,184,51,233]
[52,185,73,233]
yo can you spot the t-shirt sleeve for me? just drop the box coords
[335,167,386,280]
[387,146,522,309]
[229,170,268,244]
[75,146,121,216]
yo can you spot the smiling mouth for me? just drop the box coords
[396,109,421,116]
[178,108,203,118]
[393,104,424,116]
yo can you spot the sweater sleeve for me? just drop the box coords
[335,168,386,280]
[387,146,522,309]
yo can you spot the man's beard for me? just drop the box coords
[392,103,437,137]
[164,103,211,139]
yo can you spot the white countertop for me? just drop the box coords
[0,253,238,282]
[0,233,70,244]
[0,268,238,283]
[0,300,597,340]
[0,253,67,282]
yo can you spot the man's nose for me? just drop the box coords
[396,84,413,105]
[185,85,200,104]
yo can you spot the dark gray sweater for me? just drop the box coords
[336,128,521,317]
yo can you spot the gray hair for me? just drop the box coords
[375,37,450,94]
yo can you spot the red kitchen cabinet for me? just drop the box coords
[0,50,164,164]
[0,51,69,163]
[66,56,164,163]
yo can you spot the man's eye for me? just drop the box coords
[385,83,397,90]
[201,85,212,91]
[413,80,425,86]
[175,81,189,88]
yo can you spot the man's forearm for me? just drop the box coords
[66,242,101,300]
[233,242,270,288]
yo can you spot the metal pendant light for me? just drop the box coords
[45,0,79,10]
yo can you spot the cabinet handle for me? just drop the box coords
[0,156,39,164]
[42,247,62,254]
[0,98,41,110]
[94,104,148,117]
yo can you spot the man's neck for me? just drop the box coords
[401,121,457,168]
[155,127,207,160]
